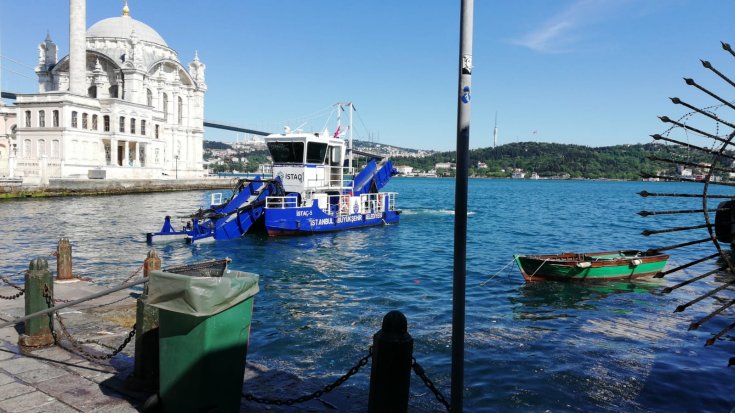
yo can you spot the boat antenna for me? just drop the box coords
[493,111,498,149]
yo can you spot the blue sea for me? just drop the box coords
[1,178,734,412]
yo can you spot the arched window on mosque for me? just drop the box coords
[162,93,168,121]
[147,89,153,106]
[141,120,146,136]
[88,86,97,98]
[52,140,60,158]
[109,85,119,98]
[53,110,59,127]
[119,116,125,133]
[178,97,183,126]
[131,118,136,134]
[23,139,31,158]
[71,111,78,128]
[39,111,45,127]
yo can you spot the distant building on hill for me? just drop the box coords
[395,165,414,175]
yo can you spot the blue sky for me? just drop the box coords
[2,0,735,151]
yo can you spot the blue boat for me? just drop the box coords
[147,103,400,243]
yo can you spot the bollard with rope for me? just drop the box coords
[18,258,55,349]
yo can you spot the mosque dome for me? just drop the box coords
[87,15,167,47]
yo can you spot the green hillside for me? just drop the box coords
[392,142,721,180]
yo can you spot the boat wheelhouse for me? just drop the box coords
[263,128,399,236]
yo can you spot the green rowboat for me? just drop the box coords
[514,250,669,282]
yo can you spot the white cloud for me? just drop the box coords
[511,0,627,54]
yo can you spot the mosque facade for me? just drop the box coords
[1,0,206,181]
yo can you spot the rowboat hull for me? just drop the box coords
[514,250,669,282]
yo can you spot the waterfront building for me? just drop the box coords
[1,1,206,181]
[395,165,414,175]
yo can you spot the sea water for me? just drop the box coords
[1,178,733,412]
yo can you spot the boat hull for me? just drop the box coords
[265,204,400,236]
[514,250,669,282]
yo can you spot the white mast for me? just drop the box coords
[336,102,354,173]
[349,102,353,173]
[493,111,498,149]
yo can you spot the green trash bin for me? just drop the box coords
[146,268,259,413]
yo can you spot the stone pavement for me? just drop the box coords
[0,278,371,412]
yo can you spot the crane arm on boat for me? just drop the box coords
[146,177,285,244]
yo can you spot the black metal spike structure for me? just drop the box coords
[642,41,735,365]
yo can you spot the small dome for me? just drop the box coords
[87,16,167,46]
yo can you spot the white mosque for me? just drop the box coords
[0,0,206,181]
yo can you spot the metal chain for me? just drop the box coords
[243,346,373,406]
[42,284,136,362]
[412,357,451,412]
[1,269,27,291]
[120,265,144,285]
[0,270,27,300]
[0,289,25,300]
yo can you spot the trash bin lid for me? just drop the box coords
[147,270,259,317]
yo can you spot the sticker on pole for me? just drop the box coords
[462,54,472,75]
[461,86,471,104]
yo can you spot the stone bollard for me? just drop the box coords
[19,258,55,349]
[368,310,414,413]
[132,250,161,389]
[56,238,73,280]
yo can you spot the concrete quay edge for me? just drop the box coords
[0,178,234,199]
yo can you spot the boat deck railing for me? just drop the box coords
[265,192,399,215]
[265,195,299,209]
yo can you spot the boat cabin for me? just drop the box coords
[265,131,347,194]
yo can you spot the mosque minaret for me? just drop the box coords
[69,0,86,96]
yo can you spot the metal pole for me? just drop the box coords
[0,277,149,329]
[452,0,473,412]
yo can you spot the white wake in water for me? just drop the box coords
[401,208,476,216]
